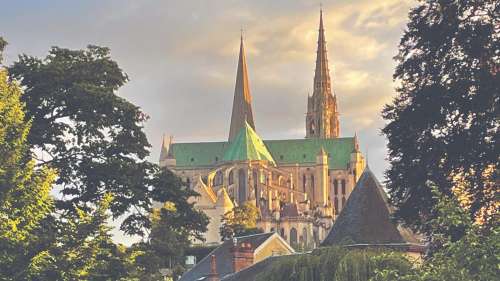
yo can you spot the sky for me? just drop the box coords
[1,0,415,244]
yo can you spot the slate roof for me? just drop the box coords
[170,137,355,170]
[179,233,274,281]
[321,167,421,246]
[223,122,276,165]
[221,254,305,281]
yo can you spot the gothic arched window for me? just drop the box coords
[238,169,246,203]
[290,228,298,245]
[341,179,346,195]
[302,228,308,244]
[215,170,223,186]
[228,170,234,185]
[333,179,338,195]
[309,121,315,135]
[311,175,315,199]
[302,174,306,192]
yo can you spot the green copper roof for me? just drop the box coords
[170,136,355,170]
[223,122,276,165]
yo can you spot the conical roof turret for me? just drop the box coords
[322,167,422,246]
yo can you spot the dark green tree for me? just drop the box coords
[382,0,499,234]
[8,46,154,235]
[129,169,208,280]
[0,37,7,63]
[5,43,209,279]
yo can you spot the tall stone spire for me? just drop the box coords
[306,8,340,139]
[314,8,331,95]
[229,34,255,142]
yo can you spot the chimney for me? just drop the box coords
[231,239,254,273]
[206,255,219,281]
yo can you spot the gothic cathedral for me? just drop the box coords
[159,10,366,248]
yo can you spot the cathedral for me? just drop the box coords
[159,10,366,248]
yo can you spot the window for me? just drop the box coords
[190,157,194,162]
[302,174,306,192]
[334,197,339,213]
[290,228,297,245]
[228,170,234,185]
[214,170,223,186]
[342,196,346,206]
[341,179,346,195]
[333,179,338,195]
[280,155,284,160]
[302,228,308,244]
[311,175,315,198]
[215,156,219,162]
[238,169,246,203]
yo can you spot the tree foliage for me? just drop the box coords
[220,201,262,241]
[1,42,209,280]
[373,188,499,281]
[382,0,499,233]
[0,64,56,280]
[0,37,7,63]
[255,246,412,281]
[8,46,154,235]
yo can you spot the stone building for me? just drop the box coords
[159,10,366,247]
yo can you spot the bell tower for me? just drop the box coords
[306,9,340,139]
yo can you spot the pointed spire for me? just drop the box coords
[314,7,331,95]
[159,134,172,161]
[229,34,255,141]
[353,132,360,152]
[306,8,340,139]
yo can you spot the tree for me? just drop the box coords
[3,43,209,280]
[373,188,499,281]
[0,57,56,280]
[255,246,412,281]
[0,37,7,63]
[8,45,154,235]
[382,0,499,234]
[220,202,262,241]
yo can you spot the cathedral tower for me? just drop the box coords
[306,9,340,139]
[229,35,255,142]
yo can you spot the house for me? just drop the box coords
[179,232,294,281]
